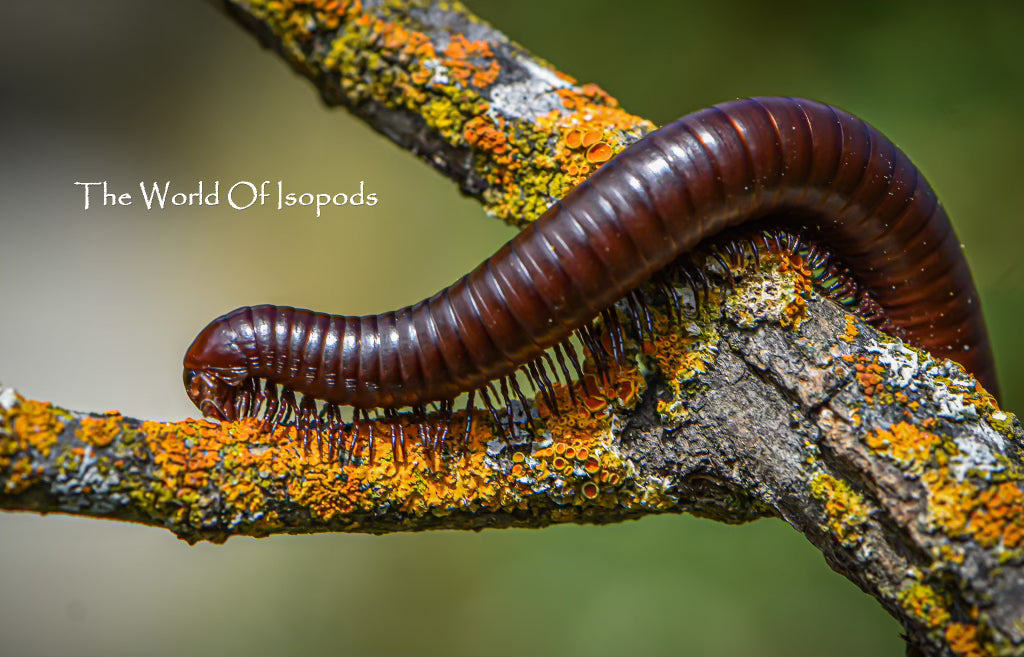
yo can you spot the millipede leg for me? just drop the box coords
[260,383,279,433]
[521,362,541,399]
[541,351,565,389]
[323,403,340,461]
[500,377,518,439]
[269,387,292,437]
[633,291,655,342]
[298,395,317,455]
[694,268,711,308]
[480,384,505,439]
[710,251,735,286]
[251,378,265,416]
[749,238,762,269]
[508,375,533,432]
[389,408,407,463]
[627,291,650,342]
[315,404,328,459]
[237,377,258,420]
[600,308,623,361]
[663,280,683,324]
[652,277,679,325]
[439,399,454,449]
[396,411,407,462]
[363,408,376,465]
[526,360,557,414]
[578,323,609,382]
[345,417,360,466]
[278,389,297,432]
[679,268,700,317]
[533,358,559,414]
[383,408,397,460]
[720,241,738,268]
[232,390,246,423]
[619,294,641,341]
[552,343,578,403]
[463,389,476,448]
[559,340,592,397]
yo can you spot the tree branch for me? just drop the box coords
[1,1,1021,655]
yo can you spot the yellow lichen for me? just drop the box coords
[810,473,872,547]
[645,308,721,410]
[924,466,977,539]
[898,582,951,630]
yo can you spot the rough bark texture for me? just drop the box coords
[2,1,1021,656]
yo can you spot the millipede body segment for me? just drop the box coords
[184,97,998,457]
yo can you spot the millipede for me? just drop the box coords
[184,97,998,463]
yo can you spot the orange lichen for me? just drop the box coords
[855,361,888,401]
[581,129,603,147]
[867,422,941,468]
[285,416,510,522]
[585,142,613,163]
[971,482,1024,549]
[77,414,122,448]
[443,35,500,88]
[781,290,809,329]
[581,481,600,499]
[922,466,1024,551]
[247,0,363,46]
[538,88,654,199]
[2,398,67,493]
[946,623,985,657]
[581,390,607,413]
[841,313,860,343]
[7,399,64,459]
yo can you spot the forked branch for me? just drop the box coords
[1,2,1021,655]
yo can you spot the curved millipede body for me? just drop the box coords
[184,97,998,458]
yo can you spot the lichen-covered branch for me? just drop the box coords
[2,1,1022,656]
[3,260,1021,654]
[216,0,653,225]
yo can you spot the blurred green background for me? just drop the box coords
[1,1,1021,655]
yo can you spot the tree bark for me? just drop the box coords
[1,1,1020,655]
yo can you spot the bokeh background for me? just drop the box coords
[2,1,1022,655]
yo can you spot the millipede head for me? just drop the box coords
[183,315,252,421]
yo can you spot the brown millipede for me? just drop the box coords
[184,97,998,460]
